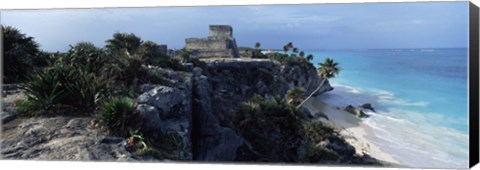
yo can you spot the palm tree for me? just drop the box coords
[106,32,143,56]
[283,42,294,54]
[286,87,305,106]
[299,51,305,58]
[286,42,293,49]
[2,25,40,83]
[296,58,341,109]
[254,42,261,49]
[283,45,289,54]
[306,54,314,61]
[292,47,298,54]
[254,42,261,57]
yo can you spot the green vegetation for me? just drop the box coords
[306,143,340,162]
[318,58,342,79]
[2,26,40,83]
[264,42,314,66]
[99,97,135,137]
[235,93,348,163]
[127,130,159,157]
[106,32,143,56]
[297,57,341,109]
[251,42,268,58]
[286,87,305,106]
[10,29,183,118]
[235,94,303,162]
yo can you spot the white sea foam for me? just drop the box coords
[319,83,469,168]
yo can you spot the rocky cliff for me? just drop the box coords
[1,58,334,162]
[132,58,333,161]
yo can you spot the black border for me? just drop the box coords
[470,1,479,168]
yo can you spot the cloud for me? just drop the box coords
[243,6,340,29]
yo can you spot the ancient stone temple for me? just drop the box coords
[185,25,240,58]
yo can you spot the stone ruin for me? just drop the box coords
[185,25,240,58]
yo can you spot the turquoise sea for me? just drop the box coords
[309,48,469,168]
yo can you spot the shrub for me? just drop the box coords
[286,87,305,106]
[16,61,107,116]
[2,25,40,83]
[234,94,304,162]
[106,32,143,56]
[64,71,106,111]
[127,130,158,157]
[16,67,66,116]
[302,119,334,142]
[306,143,340,162]
[103,52,147,86]
[64,42,108,75]
[99,97,136,137]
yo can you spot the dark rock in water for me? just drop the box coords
[345,105,370,118]
[360,103,376,112]
[1,117,134,161]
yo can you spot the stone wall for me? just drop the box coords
[185,25,239,58]
[208,25,233,38]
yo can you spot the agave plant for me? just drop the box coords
[64,70,106,111]
[99,97,136,137]
[17,68,65,116]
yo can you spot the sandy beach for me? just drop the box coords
[303,95,401,166]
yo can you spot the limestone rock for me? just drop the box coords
[1,117,134,161]
[133,82,193,160]
[191,68,246,161]
[345,105,370,118]
[360,103,376,112]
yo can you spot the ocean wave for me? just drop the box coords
[321,82,469,168]
[326,83,430,107]
[366,108,469,168]
[372,89,429,107]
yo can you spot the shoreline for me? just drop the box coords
[303,95,402,166]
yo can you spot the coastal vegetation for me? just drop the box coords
[297,57,341,109]
[1,24,378,165]
[2,26,42,83]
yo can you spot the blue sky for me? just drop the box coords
[0,2,469,52]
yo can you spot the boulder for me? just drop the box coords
[313,111,330,120]
[345,105,369,118]
[360,103,376,112]
[133,81,193,160]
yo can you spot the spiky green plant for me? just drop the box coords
[16,67,66,116]
[64,71,106,111]
[99,97,136,137]
[127,130,158,156]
